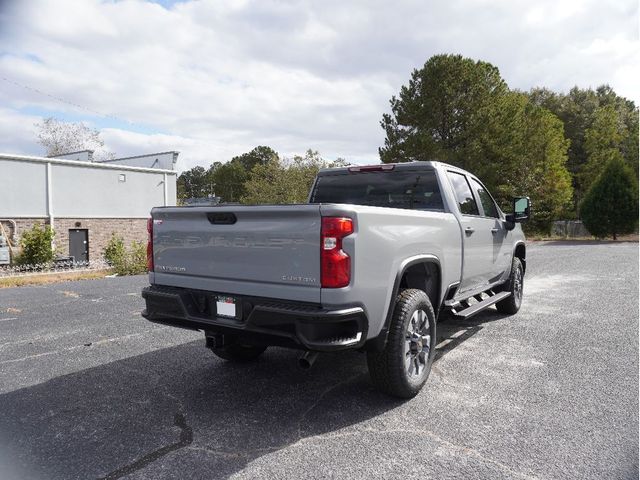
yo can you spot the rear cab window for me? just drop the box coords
[446,171,479,215]
[310,169,444,211]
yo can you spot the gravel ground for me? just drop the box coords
[0,242,637,480]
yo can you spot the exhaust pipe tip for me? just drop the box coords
[298,351,319,370]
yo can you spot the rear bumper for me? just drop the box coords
[141,285,368,352]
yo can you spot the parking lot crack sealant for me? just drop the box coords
[97,412,193,480]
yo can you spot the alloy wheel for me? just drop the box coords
[404,309,431,378]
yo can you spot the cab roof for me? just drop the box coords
[317,160,461,176]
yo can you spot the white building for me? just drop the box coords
[0,152,177,263]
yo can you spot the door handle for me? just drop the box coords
[464,227,475,235]
[491,228,499,234]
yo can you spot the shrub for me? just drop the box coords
[103,234,147,275]
[16,223,55,266]
[103,233,126,267]
[126,241,147,275]
[580,157,639,240]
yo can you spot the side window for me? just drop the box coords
[470,179,499,218]
[447,171,479,215]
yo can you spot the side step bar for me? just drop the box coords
[450,291,511,319]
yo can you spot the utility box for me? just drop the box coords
[0,236,10,265]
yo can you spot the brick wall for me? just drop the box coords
[54,218,148,260]
[0,218,49,247]
[3,218,147,261]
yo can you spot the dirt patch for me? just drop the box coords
[59,291,80,298]
[0,270,112,289]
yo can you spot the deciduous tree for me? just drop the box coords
[35,117,112,159]
[176,166,212,200]
[476,93,572,230]
[580,105,626,193]
[230,146,278,171]
[211,160,249,203]
[211,146,280,202]
[242,150,347,204]
[528,85,639,209]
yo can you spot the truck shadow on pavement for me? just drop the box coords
[435,309,510,362]
[0,310,509,480]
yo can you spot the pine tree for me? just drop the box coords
[580,157,638,240]
[380,54,573,232]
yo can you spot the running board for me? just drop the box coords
[450,291,511,318]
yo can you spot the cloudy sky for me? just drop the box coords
[0,0,637,171]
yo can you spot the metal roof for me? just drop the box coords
[96,151,179,163]
[0,152,177,175]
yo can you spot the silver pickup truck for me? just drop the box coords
[142,161,529,398]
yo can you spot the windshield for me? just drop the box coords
[310,170,443,211]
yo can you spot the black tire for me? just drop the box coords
[496,257,524,314]
[210,343,267,362]
[367,289,436,399]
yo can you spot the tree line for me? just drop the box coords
[177,147,347,204]
[380,54,638,232]
[32,54,635,237]
[180,54,637,236]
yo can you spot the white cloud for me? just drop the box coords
[0,0,637,172]
[0,107,40,154]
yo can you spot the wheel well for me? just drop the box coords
[399,261,441,310]
[515,243,526,273]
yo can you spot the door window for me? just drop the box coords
[470,179,499,218]
[447,172,479,215]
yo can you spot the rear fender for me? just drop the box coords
[366,254,441,352]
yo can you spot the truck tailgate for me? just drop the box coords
[151,204,322,303]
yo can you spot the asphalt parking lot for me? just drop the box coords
[0,242,638,479]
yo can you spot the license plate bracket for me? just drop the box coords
[214,295,237,318]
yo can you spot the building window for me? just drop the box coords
[119,174,126,182]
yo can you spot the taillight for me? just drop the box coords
[321,217,353,288]
[147,217,154,272]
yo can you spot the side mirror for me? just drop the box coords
[505,197,531,225]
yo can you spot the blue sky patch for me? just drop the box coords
[19,106,163,136]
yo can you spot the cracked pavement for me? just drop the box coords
[0,242,637,479]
